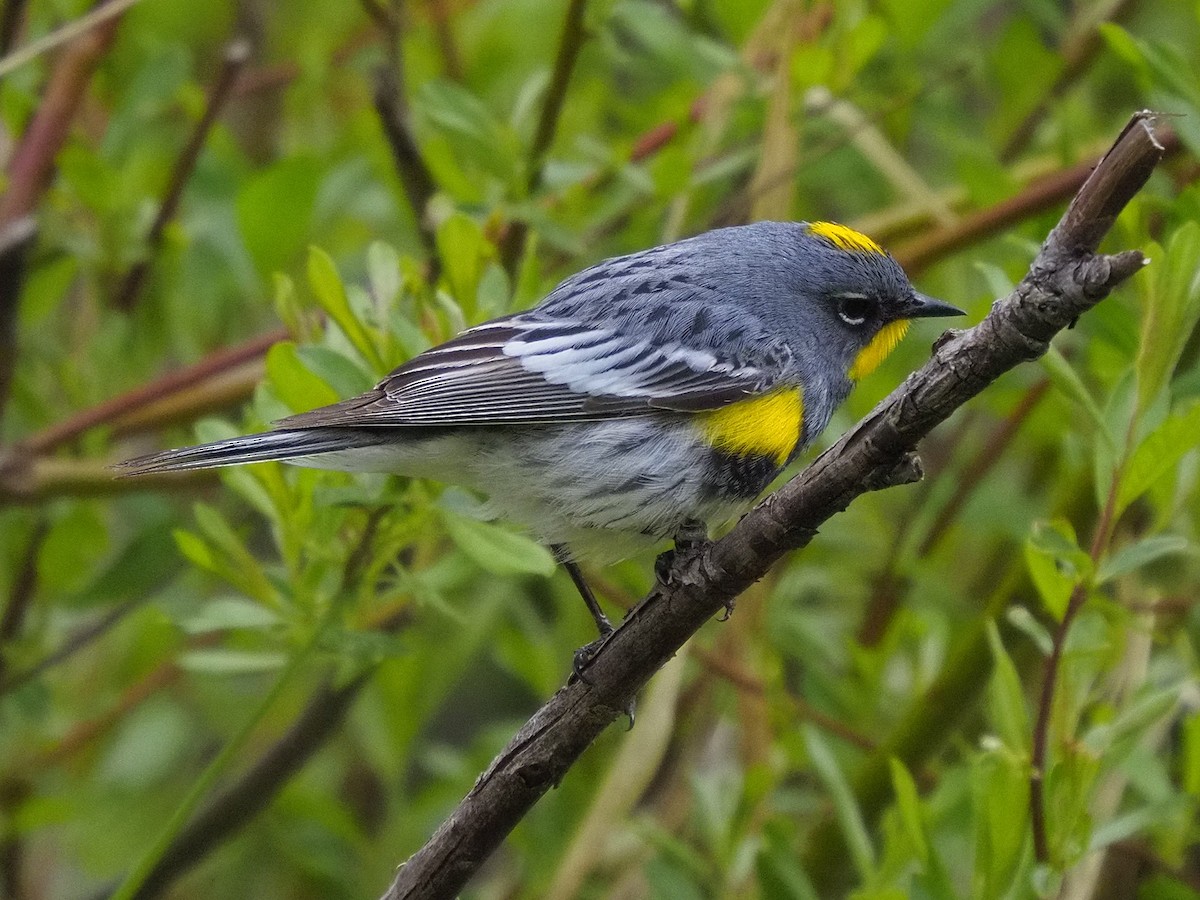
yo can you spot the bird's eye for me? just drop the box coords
[836,294,875,326]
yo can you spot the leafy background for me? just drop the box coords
[1,0,1199,898]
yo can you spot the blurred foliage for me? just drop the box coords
[1,0,1200,898]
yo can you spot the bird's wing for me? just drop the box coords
[276,313,790,428]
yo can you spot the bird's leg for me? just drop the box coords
[552,544,613,639]
[654,518,709,583]
[654,519,732,619]
[552,545,617,684]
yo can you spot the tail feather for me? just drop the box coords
[112,428,371,476]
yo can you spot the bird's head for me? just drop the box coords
[779,221,964,383]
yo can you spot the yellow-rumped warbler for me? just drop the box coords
[117,221,962,646]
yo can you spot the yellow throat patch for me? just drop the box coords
[698,388,804,466]
[807,221,885,256]
[849,319,911,381]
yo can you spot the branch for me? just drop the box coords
[0,518,48,688]
[16,327,286,456]
[112,37,251,312]
[0,0,124,224]
[0,216,37,429]
[999,0,1142,162]
[0,0,29,55]
[377,111,1164,900]
[124,669,377,900]
[497,0,589,272]
[372,64,439,264]
[894,125,1180,276]
[0,0,136,82]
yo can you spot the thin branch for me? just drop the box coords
[0,0,138,81]
[855,377,1052,646]
[0,216,38,429]
[0,596,145,695]
[112,37,252,313]
[0,0,29,55]
[1030,436,1125,861]
[372,63,439,264]
[0,518,49,688]
[427,0,463,82]
[893,125,1180,277]
[0,1,124,224]
[377,112,1165,900]
[16,327,286,456]
[124,670,377,900]
[498,0,589,272]
[1000,0,1143,162]
[360,0,439,266]
[0,457,217,505]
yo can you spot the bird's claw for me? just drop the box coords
[570,624,614,685]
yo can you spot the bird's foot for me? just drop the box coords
[571,621,614,685]
[655,519,709,585]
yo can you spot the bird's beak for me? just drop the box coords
[903,292,966,319]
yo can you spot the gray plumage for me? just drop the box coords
[115,221,961,560]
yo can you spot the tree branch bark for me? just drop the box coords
[378,111,1165,900]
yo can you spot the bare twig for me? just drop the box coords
[0,596,145,695]
[427,0,463,81]
[123,669,380,900]
[377,112,1164,900]
[0,0,29,55]
[0,1,123,224]
[17,327,286,456]
[1000,0,1143,162]
[112,38,252,312]
[373,64,439,262]
[0,518,49,688]
[1030,441,1124,860]
[498,0,589,272]
[0,0,137,81]
[0,216,37,428]
[894,125,1180,276]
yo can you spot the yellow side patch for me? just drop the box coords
[808,221,885,256]
[850,319,911,381]
[698,388,803,465]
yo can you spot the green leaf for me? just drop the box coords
[182,597,284,635]
[1039,347,1113,447]
[972,746,1030,900]
[1116,402,1200,517]
[265,341,341,413]
[986,622,1029,753]
[803,725,875,878]
[1023,519,1091,620]
[1183,712,1200,799]
[1136,223,1200,411]
[439,510,556,577]
[1096,535,1191,583]
[295,345,375,398]
[435,212,493,317]
[887,758,927,863]
[366,241,402,309]
[177,649,288,675]
[307,246,386,372]
[236,156,321,275]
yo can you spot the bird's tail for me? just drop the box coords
[112,428,373,476]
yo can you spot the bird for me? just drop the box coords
[116,220,963,658]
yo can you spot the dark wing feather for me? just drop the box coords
[276,310,789,429]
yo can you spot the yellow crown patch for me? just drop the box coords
[849,319,911,381]
[808,221,885,256]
